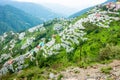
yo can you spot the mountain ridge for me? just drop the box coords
[0,0,62,21]
[0,5,42,35]
[0,0,120,79]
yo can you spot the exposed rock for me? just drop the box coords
[49,73,55,79]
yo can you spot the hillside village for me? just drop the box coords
[0,18,71,76]
[0,1,120,80]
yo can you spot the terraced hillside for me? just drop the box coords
[0,1,120,80]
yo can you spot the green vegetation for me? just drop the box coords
[33,18,120,76]
[0,18,70,57]
[1,4,120,80]
[0,5,42,35]
[1,16,120,80]
[1,67,48,80]
[81,20,120,62]
[99,44,120,60]
[57,74,63,80]
[36,15,120,73]
[101,66,112,74]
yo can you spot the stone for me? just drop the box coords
[49,73,55,79]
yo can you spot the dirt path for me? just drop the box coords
[56,60,120,80]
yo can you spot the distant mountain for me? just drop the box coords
[69,0,117,18]
[102,0,117,4]
[69,7,93,18]
[0,0,61,21]
[41,3,77,17]
[0,5,42,35]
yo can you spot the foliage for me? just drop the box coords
[55,35,61,43]
[16,67,47,80]
[101,66,112,74]
[57,74,63,80]
[82,22,99,34]
[99,44,120,60]
[1,5,120,80]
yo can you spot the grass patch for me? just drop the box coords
[101,66,112,74]
[57,74,64,80]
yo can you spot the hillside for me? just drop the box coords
[0,5,42,35]
[0,1,120,80]
[69,0,117,18]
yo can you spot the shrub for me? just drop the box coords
[99,44,112,60]
[82,22,98,34]
[17,67,45,79]
[78,61,88,69]
[36,50,48,68]
[99,44,120,60]
[55,35,61,43]
[101,66,112,74]
[57,74,63,80]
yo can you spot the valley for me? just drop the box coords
[0,0,120,80]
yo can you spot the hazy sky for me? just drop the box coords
[13,0,107,16]
[13,0,107,8]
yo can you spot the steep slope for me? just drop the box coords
[0,5,42,35]
[0,1,120,80]
[0,0,61,20]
